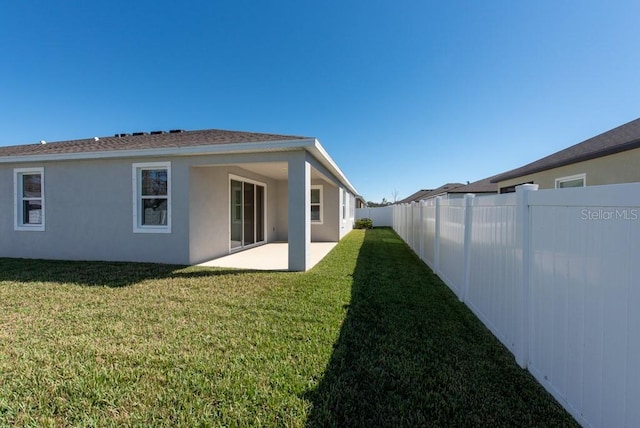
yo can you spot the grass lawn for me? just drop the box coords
[0,228,577,427]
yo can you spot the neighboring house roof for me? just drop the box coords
[397,189,433,204]
[448,175,499,194]
[0,128,358,195]
[397,183,465,203]
[491,117,640,183]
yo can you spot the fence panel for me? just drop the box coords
[422,200,436,268]
[355,206,393,227]
[411,203,421,255]
[528,185,640,427]
[465,194,520,355]
[437,199,466,298]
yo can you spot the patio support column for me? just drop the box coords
[288,152,311,271]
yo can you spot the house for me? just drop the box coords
[0,128,358,271]
[446,175,499,197]
[397,189,432,204]
[491,117,640,193]
[397,183,465,204]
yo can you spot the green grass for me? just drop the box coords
[0,228,577,427]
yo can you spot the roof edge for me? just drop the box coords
[0,136,359,196]
[0,138,317,164]
[307,140,358,195]
[490,138,640,183]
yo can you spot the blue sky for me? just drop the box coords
[2,1,639,202]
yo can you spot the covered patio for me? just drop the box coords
[197,242,337,271]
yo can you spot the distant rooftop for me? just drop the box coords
[397,183,465,203]
[448,175,499,194]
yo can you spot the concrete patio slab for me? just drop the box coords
[197,242,337,271]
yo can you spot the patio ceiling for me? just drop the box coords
[231,162,327,181]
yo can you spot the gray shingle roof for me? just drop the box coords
[491,117,640,183]
[448,175,499,194]
[397,183,465,203]
[397,189,432,204]
[0,129,310,158]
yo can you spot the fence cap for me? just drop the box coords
[515,183,539,192]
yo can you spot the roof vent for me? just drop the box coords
[115,133,130,138]
[132,132,149,136]
[40,140,46,145]
[150,130,166,135]
[169,129,184,133]
[94,137,99,141]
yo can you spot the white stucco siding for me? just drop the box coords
[188,165,280,265]
[339,187,355,239]
[0,166,14,236]
[496,148,640,191]
[310,179,340,242]
[275,180,289,241]
[0,157,191,264]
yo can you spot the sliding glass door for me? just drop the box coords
[230,177,265,250]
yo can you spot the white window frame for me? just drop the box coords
[311,185,323,224]
[555,173,586,189]
[132,162,171,233]
[228,174,268,252]
[14,167,45,231]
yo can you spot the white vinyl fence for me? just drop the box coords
[392,183,640,428]
[355,205,393,227]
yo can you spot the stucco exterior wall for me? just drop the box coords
[274,178,341,242]
[311,179,340,242]
[339,188,355,239]
[188,165,280,264]
[496,148,640,191]
[275,180,288,241]
[0,157,190,264]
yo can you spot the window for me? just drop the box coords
[229,175,266,251]
[14,167,45,231]
[311,185,323,223]
[555,173,586,189]
[132,162,171,233]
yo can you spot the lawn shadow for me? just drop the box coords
[304,228,577,427]
[0,257,262,288]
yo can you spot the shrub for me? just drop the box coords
[354,218,373,229]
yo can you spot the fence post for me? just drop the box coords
[434,196,442,274]
[515,183,538,369]
[462,193,476,303]
[403,204,408,241]
[410,202,416,252]
[392,205,395,231]
[419,200,425,261]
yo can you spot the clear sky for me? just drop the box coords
[2,1,639,202]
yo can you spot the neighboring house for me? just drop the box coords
[492,117,640,193]
[446,175,499,198]
[397,189,433,204]
[397,183,465,204]
[0,128,358,271]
